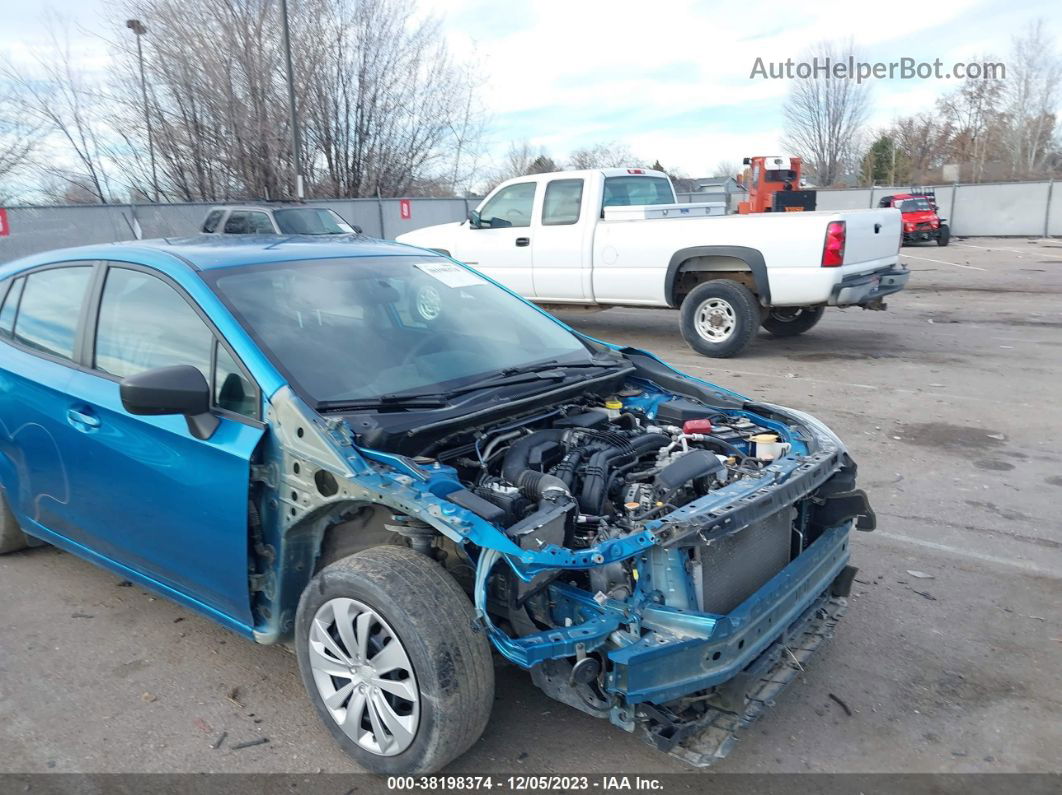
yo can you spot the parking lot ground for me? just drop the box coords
[1,237,1060,775]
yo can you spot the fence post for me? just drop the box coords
[376,190,386,239]
[949,183,959,235]
[1044,179,1054,239]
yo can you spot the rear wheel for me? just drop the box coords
[936,224,950,246]
[761,306,825,337]
[295,545,494,775]
[679,280,759,358]
[0,490,28,554]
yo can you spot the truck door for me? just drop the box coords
[531,178,593,301]
[454,181,537,297]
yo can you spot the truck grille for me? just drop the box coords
[695,508,794,614]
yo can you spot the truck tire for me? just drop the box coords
[761,306,825,337]
[295,545,494,775]
[936,224,950,246]
[679,280,759,358]
[0,490,28,554]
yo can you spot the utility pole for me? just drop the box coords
[280,0,304,199]
[126,19,159,202]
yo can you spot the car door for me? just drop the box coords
[0,264,96,538]
[60,262,264,625]
[453,181,537,296]
[531,177,594,301]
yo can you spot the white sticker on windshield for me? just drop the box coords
[414,261,485,288]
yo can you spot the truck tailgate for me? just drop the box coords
[842,208,901,269]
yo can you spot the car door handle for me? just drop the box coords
[67,407,100,431]
[515,237,530,247]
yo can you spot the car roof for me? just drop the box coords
[207,204,319,213]
[0,235,436,277]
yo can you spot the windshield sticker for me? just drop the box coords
[414,261,485,288]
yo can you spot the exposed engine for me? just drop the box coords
[433,393,781,568]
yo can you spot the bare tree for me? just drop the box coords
[567,141,635,169]
[1002,19,1062,178]
[713,159,739,179]
[782,40,870,186]
[0,84,38,200]
[1,18,117,203]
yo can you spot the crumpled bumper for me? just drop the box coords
[604,522,852,706]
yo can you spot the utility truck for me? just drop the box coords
[397,168,909,357]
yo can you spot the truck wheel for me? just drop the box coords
[295,545,494,775]
[936,225,950,246]
[0,490,28,554]
[761,306,825,337]
[679,280,759,358]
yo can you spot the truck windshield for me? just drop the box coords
[273,208,355,235]
[899,198,933,212]
[602,176,675,208]
[208,256,593,406]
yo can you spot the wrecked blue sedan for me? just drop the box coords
[0,237,874,774]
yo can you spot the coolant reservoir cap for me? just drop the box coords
[604,398,623,410]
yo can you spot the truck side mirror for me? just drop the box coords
[468,210,482,228]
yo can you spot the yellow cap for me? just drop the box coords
[604,399,623,410]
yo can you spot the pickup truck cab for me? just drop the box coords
[397,169,909,357]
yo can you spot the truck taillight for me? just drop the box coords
[821,221,846,267]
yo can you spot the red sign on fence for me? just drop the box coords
[0,208,8,237]
[399,199,411,220]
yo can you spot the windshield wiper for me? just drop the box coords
[317,356,626,413]
[317,394,450,411]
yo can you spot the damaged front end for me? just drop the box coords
[246,350,875,766]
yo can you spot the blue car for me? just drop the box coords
[0,236,874,774]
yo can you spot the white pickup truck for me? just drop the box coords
[396,168,908,357]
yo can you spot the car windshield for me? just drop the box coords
[208,256,594,405]
[273,208,355,235]
[602,176,675,208]
[900,198,933,212]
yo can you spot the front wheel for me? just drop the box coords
[761,306,825,337]
[295,545,494,775]
[679,280,760,358]
[0,490,28,554]
[936,224,950,246]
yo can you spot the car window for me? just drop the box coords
[12,267,93,361]
[602,176,674,209]
[0,277,25,337]
[214,341,257,417]
[900,198,932,212]
[94,268,213,380]
[224,212,249,234]
[202,210,224,233]
[246,212,275,234]
[273,208,355,235]
[478,183,536,228]
[542,179,583,226]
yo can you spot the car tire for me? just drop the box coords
[761,306,825,337]
[679,280,759,358]
[0,490,28,554]
[295,545,494,775]
[937,224,950,246]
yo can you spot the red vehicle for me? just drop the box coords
[737,155,816,213]
[879,191,950,246]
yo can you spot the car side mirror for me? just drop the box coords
[120,365,219,440]
[468,210,481,228]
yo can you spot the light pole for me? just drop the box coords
[126,19,159,202]
[280,0,304,199]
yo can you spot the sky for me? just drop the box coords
[2,0,1061,179]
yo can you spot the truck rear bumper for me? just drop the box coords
[829,264,910,307]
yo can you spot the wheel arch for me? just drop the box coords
[665,246,771,308]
